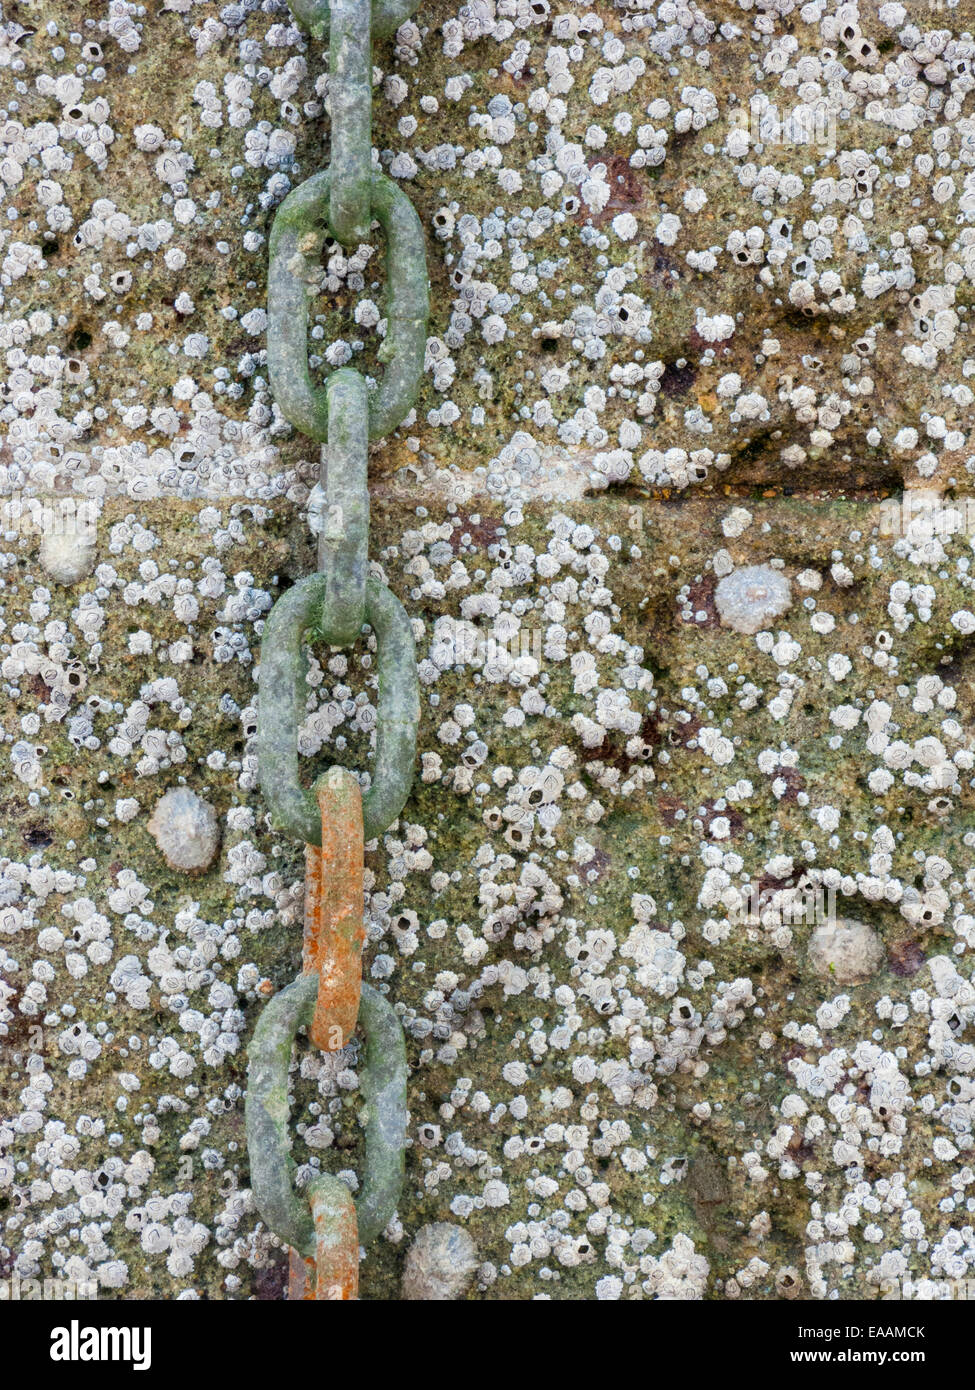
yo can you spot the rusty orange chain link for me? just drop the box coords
[246,0,424,1300]
[305,768,365,1053]
[289,769,365,1301]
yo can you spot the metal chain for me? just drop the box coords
[246,0,425,1301]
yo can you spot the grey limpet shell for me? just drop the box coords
[401,1222,479,1301]
[715,566,792,634]
[147,788,221,874]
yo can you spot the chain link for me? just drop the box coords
[328,0,372,247]
[245,973,408,1258]
[247,0,425,1301]
[256,572,419,847]
[268,169,428,442]
[290,0,416,40]
[319,369,368,646]
[305,767,364,1051]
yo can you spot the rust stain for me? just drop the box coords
[680,573,720,629]
[287,1250,313,1301]
[586,153,646,229]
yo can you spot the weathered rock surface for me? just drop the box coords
[3,0,975,1305]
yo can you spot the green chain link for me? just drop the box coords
[320,368,369,646]
[290,0,416,41]
[246,973,408,1257]
[257,571,419,847]
[267,169,428,442]
[328,0,372,246]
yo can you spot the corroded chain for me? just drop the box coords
[246,0,425,1301]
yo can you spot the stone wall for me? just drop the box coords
[3,0,975,1300]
